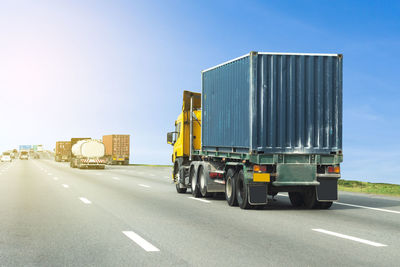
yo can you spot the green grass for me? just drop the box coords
[129,164,172,167]
[338,179,400,197]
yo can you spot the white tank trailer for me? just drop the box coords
[70,140,106,169]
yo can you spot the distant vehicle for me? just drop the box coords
[19,151,29,160]
[1,152,12,162]
[10,152,16,159]
[37,145,43,152]
[55,141,72,162]
[167,52,343,210]
[103,135,130,165]
[70,139,106,169]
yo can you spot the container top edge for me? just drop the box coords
[257,52,341,57]
[201,52,342,73]
[201,53,250,73]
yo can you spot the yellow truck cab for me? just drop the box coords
[167,91,201,193]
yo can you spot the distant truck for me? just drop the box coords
[37,145,44,152]
[19,151,29,160]
[102,135,130,165]
[167,52,343,210]
[70,139,106,169]
[55,141,71,162]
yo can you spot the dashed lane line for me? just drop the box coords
[79,197,92,204]
[122,231,160,252]
[188,197,211,203]
[312,228,387,247]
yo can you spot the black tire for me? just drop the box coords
[174,161,187,194]
[236,170,251,209]
[176,183,187,194]
[199,166,211,197]
[317,201,333,209]
[289,192,304,207]
[191,166,201,198]
[303,187,319,209]
[225,168,238,206]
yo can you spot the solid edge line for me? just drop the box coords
[138,184,150,188]
[188,197,211,203]
[122,231,160,252]
[335,202,400,214]
[278,194,400,214]
[312,229,387,247]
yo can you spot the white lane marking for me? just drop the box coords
[334,202,400,214]
[138,184,150,188]
[62,184,69,188]
[165,176,170,179]
[48,173,53,175]
[188,197,211,203]
[312,229,387,247]
[112,177,120,180]
[95,173,102,176]
[150,174,155,177]
[122,231,160,252]
[79,197,92,204]
[53,177,59,180]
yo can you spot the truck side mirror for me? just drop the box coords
[167,132,175,145]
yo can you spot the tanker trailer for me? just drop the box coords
[70,140,106,169]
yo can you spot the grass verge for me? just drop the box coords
[338,179,400,197]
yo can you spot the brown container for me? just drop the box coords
[102,135,130,164]
[55,141,71,162]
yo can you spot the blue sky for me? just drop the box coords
[0,0,399,184]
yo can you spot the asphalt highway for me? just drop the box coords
[0,158,399,266]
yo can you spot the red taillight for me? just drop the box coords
[209,172,223,179]
[253,165,267,172]
[327,166,334,173]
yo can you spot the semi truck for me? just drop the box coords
[37,145,44,152]
[55,141,72,162]
[102,134,130,165]
[19,151,29,160]
[167,52,343,209]
[70,139,106,169]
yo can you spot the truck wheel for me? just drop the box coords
[236,170,251,209]
[199,166,211,197]
[317,201,333,209]
[225,168,238,206]
[289,192,304,207]
[191,167,201,198]
[174,161,187,194]
[176,183,187,194]
[303,187,319,209]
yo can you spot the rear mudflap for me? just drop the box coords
[316,177,338,201]
[248,183,268,205]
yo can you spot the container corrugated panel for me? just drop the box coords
[201,52,343,154]
[56,141,71,155]
[103,135,130,157]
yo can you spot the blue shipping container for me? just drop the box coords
[201,52,343,154]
